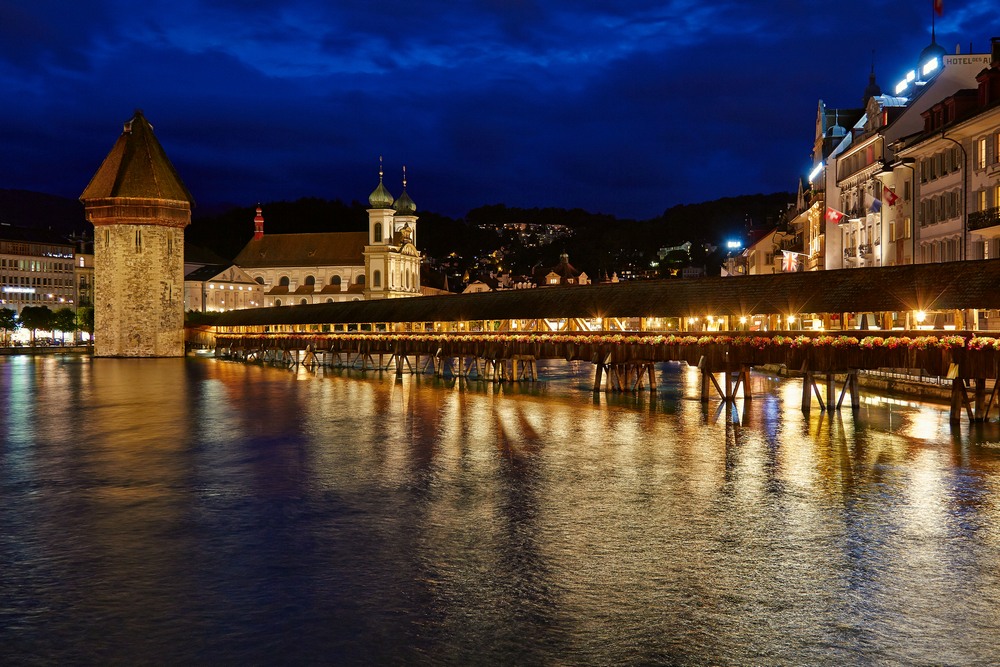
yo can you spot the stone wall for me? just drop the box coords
[94,223,185,357]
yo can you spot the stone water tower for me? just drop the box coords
[80,110,194,357]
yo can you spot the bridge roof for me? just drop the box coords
[212,259,1000,326]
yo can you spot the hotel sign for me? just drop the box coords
[944,54,991,67]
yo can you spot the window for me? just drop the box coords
[304,275,315,287]
[330,275,342,289]
[279,276,290,287]
[255,276,265,284]
[373,270,381,287]
[356,275,365,286]
[374,222,383,243]
[275,299,282,306]
[976,137,988,170]
[300,299,308,305]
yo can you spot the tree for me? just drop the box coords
[17,306,53,346]
[51,308,78,344]
[76,306,94,345]
[0,308,17,346]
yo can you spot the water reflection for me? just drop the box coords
[1,355,1000,665]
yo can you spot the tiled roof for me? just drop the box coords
[219,260,1000,326]
[214,259,1000,327]
[80,111,194,204]
[232,232,368,268]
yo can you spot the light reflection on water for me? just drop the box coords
[2,355,1000,665]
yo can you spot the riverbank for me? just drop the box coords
[0,345,92,356]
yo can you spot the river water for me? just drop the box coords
[2,354,999,665]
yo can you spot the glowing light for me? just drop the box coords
[808,162,824,182]
[787,315,796,324]
[915,310,926,324]
[895,80,909,95]
[922,59,938,76]
[739,316,747,325]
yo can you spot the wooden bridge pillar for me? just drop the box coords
[700,364,751,404]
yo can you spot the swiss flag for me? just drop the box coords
[826,207,847,224]
[883,185,900,207]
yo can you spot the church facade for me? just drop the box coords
[232,167,422,306]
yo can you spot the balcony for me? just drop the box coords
[858,243,873,256]
[844,247,857,258]
[969,206,1000,238]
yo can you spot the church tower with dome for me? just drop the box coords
[80,110,194,357]
[363,161,422,300]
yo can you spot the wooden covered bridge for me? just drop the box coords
[198,259,1000,422]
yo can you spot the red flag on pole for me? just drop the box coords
[934,0,943,16]
[883,185,900,206]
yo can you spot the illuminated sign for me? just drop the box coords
[2,287,36,294]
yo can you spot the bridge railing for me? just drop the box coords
[208,330,1000,378]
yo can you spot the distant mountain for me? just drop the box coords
[0,189,794,281]
[0,189,89,236]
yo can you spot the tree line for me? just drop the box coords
[0,306,93,346]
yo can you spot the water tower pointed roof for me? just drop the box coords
[80,110,194,205]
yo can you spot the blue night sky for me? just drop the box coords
[1,0,998,220]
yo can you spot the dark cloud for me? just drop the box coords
[1,0,998,219]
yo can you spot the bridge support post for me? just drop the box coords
[950,378,973,423]
[801,371,826,413]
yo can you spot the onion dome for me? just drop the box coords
[394,165,416,215]
[369,178,394,209]
[394,189,416,215]
[368,157,394,209]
